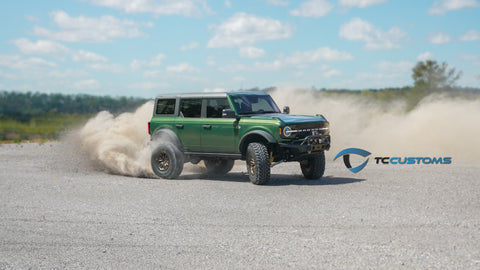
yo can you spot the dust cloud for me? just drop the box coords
[75,101,156,177]
[272,89,480,162]
[73,89,480,178]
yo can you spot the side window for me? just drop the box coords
[206,98,231,118]
[156,99,176,115]
[180,99,202,118]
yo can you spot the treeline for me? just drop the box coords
[0,91,148,122]
[0,91,148,141]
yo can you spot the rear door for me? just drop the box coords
[175,98,202,152]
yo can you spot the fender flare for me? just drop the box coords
[151,128,183,150]
[238,130,276,155]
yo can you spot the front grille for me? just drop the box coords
[289,122,328,139]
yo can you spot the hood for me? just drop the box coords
[249,113,327,125]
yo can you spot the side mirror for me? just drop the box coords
[222,109,237,119]
[283,106,290,114]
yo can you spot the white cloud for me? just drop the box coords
[253,60,284,71]
[460,30,480,41]
[267,0,289,6]
[48,69,90,78]
[166,62,198,73]
[130,60,144,70]
[149,54,166,66]
[88,63,126,73]
[0,71,17,80]
[12,38,70,57]
[429,0,479,15]
[34,10,151,42]
[225,0,232,8]
[227,46,352,72]
[293,71,304,78]
[429,32,451,44]
[131,53,166,70]
[12,38,108,63]
[323,69,341,78]
[233,76,245,81]
[291,0,333,17]
[238,47,266,58]
[180,42,199,51]
[142,70,162,78]
[207,13,294,48]
[283,46,353,66]
[339,0,386,8]
[89,0,213,17]
[73,50,108,62]
[206,57,216,66]
[0,54,57,70]
[374,61,414,74]
[417,52,435,61]
[339,17,406,50]
[72,79,100,90]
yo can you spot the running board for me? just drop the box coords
[184,152,242,159]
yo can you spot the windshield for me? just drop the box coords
[231,95,281,115]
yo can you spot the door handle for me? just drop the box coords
[203,124,212,130]
[176,124,184,129]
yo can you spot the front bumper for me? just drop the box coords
[277,134,330,161]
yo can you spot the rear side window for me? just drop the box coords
[180,99,202,118]
[206,98,231,118]
[156,99,176,115]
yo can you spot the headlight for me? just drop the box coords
[283,126,292,137]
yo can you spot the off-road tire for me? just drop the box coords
[204,159,235,175]
[246,142,270,185]
[151,143,184,179]
[300,151,325,180]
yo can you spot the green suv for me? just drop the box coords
[148,92,330,185]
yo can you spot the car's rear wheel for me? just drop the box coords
[246,142,270,185]
[151,143,184,179]
[204,159,235,175]
[300,151,325,180]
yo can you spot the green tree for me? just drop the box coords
[407,60,462,110]
[412,60,462,93]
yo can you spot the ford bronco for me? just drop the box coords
[148,92,330,185]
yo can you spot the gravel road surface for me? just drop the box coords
[1,142,479,269]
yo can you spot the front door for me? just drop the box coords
[201,98,238,153]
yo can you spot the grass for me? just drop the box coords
[0,113,91,142]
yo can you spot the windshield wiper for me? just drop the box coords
[261,111,278,114]
[240,111,278,115]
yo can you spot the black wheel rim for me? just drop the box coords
[155,152,170,172]
[248,154,255,176]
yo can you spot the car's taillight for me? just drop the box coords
[148,122,151,134]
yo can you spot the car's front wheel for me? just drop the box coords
[204,159,235,175]
[151,143,184,179]
[300,151,325,180]
[246,142,270,185]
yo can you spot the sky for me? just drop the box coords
[0,0,479,97]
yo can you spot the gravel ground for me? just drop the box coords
[0,142,479,269]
